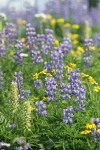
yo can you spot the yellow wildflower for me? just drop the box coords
[81,73,89,78]
[53,40,59,46]
[72,24,80,29]
[52,69,56,74]
[50,19,56,27]
[94,86,100,92]
[33,97,39,101]
[46,73,52,77]
[64,23,71,28]
[73,40,78,45]
[40,70,47,75]
[77,46,84,53]
[69,63,76,68]
[97,129,100,132]
[43,97,47,101]
[21,38,26,42]
[88,76,98,85]
[81,129,91,135]
[17,18,26,25]
[65,65,72,72]
[89,46,96,51]
[85,122,96,129]
[33,73,39,80]
[57,18,64,24]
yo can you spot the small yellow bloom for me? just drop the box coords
[88,76,98,85]
[21,38,26,42]
[73,40,78,45]
[52,69,56,74]
[69,63,76,68]
[81,129,91,135]
[96,129,100,132]
[57,18,64,24]
[46,73,52,77]
[50,19,56,27]
[40,70,47,75]
[64,23,71,28]
[89,46,96,51]
[94,86,100,92]
[33,73,39,80]
[17,18,26,25]
[77,46,84,53]
[81,73,89,78]
[72,24,80,29]
[53,40,59,46]
[43,97,47,101]
[33,97,39,101]
[85,122,96,129]
[65,65,72,72]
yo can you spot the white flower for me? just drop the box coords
[20,53,28,57]
[0,142,10,147]
[34,13,46,19]
[0,13,7,20]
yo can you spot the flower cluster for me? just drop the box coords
[83,38,93,67]
[63,106,74,124]
[60,69,86,112]
[17,139,30,150]
[45,77,57,102]
[13,71,30,100]
[90,118,100,142]
[35,101,47,116]
[4,23,16,47]
[0,66,4,89]
[0,38,5,58]
[14,40,25,65]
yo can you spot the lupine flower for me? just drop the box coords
[83,38,94,67]
[45,77,57,102]
[35,101,47,116]
[63,106,74,124]
[34,79,43,89]
[0,66,4,89]
[0,38,5,58]
[13,71,30,100]
[4,23,17,47]
[14,40,25,65]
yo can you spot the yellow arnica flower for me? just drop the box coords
[69,63,76,68]
[46,73,52,77]
[43,97,47,101]
[88,76,98,85]
[81,73,89,78]
[77,46,84,53]
[33,73,39,80]
[93,86,100,92]
[57,18,64,24]
[81,129,91,135]
[64,23,71,28]
[17,18,26,25]
[65,66,72,72]
[50,19,56,27]
[40,70,47,75]
[97,129,100,132]
[33,97,39,101]
[73,40,78,45]
[52,69,56,74]
[21,38,26,42]
[53,40,59,46]
[72,24,80,29]
[85,122,96,129]
[89,46,96,51]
